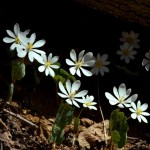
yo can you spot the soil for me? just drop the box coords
[0,92,150,150]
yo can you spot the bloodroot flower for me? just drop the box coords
[66,49,95,77]
[57,79,88,108]
[129,100,150,123]
[38,53,60,77]
[105,83,138,108]
[142,50,150,71]
[91,53,110,76]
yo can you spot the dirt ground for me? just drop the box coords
[0,85,150,150]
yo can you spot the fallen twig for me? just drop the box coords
[3,108,38,129]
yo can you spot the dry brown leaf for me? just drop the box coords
[78,120,110,149]
[80,118,95,127]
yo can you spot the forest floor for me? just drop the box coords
[0,97,150,150]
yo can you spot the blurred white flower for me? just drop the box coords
[129,100,150,123]
[66,49,95,77]
[79,95,97,110]
[142,50,150,71]
[38,53,60,77]
[105,83,138,108]
[16,32,46,62]
[3,23,30,51]
[58,79,88,108]
[91,53,110,76]
[120,31,140,49]
[117,43,137,63]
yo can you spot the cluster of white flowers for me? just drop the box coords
[3,23,60,77]
[105,83,150,123]
[3,23,150,123]
[116,30,150,72]
[117,31,140,63]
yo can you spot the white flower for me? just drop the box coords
[120,31,140,49]
[38,53,60,77]
[3,23,30,51]
[78,95,97,110]
[142,50,150,71]
[58,79,88,108]
[117,43,137,63]
[105,83,138,108]
[91,53,110,76]
[129,101,150,123]
[66,49,95,77]
[16,32,46,62]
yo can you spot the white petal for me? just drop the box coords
[109,100,118,105]
[10,43,17,50]
[72,100,80,108]
[78,50,85,61]
[105,92,118,102]
[33,49,46,55]
[131,113,137,119]
[142,112,150,116]
[137,116,141,122]
[17,50,27,58]
[113,86,119,99]
[33,40,46,48]
[51,56,59,63]
[6,30,15,38]
[140,115,148,123]
[71,80,81,93]
[117,104,124,108]
[129,108,135,113]
[83,52,93,62]
[45,68,49,76]
[66,59,75,66]
[38,66,45,72]
[66,99,73,105]
[75,90,88,97]
[49,67,55,77]
[69,67,76,75]
[80,67,92,76]
[59,81,68,96]
[76,68,81,77]
[141,103,148,111]
[58,93,68,98]
[51,65,59,69]
[119,83,126,97]
[3,37,15,43]
[66,80,71,94]
[70,49,77,62]
[88,106,97,110]
[29,33,36,43]
[31,51,43,62]
[14,23,20,35]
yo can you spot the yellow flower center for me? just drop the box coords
[122,49,129,56]
[45,61,51,68]
[85,102,91,106]
[69,92,76,99]
[95,60,102,68]
[27,43,33,51]
[136,108,142,115]
[126,37,133,44]
[76,60,83,69]
[15,36,20,44]
[119,96,125,103]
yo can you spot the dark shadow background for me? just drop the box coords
[0,0,150,127]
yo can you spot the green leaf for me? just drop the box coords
[109,109,129,148]
[11,60,25,83]
[50,103,74,145]
[111,130,120,143]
